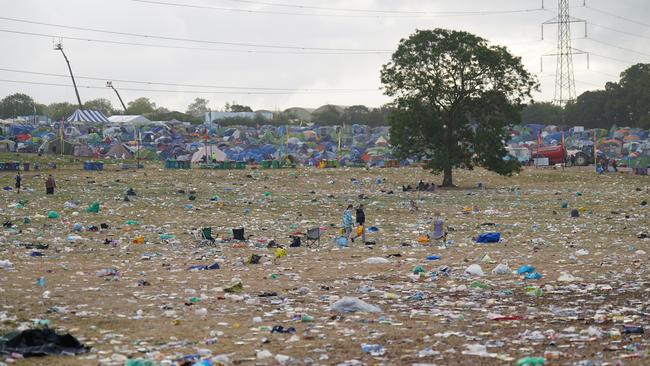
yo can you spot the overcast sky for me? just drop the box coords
[0,0,648,112]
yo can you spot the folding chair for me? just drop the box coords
[304,228,321,248]
[232,228,246,241]
[197,227,216,247]
[202,227,215,242]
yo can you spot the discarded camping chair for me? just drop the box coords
[304,228,321,248]
[232,228,246,241]
[199,227,216,246]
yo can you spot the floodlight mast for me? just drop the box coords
[53,41,83,109]
[106,81,128,113]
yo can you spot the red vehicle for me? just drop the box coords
[531,145,566,165]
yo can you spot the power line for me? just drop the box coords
[584,5,650,28]
[575,79,604,88]
[589,52,637,65]
[0,78,378,95]
[0,16,391,52]
[590,22,650,41]
[133,0,547,18]
[582,37,650,58]
[0,28,385,55]
[587,69,620,79]
[208,0,542,15]
[0,66,378,91]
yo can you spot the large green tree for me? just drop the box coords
[0,93,44,118]
[231,104,253,113]
[564,63,650,129]
[521,102,563,125]
[312,105,343,125]
[186,97,210,118]
[381,29,537,187]
[126,97,156,115]
[366,105,393,127]
[83,98,114,116]
[613,63,650,128]
[343,105,370,124]
[46,102,77,121]
[564,90,609,128]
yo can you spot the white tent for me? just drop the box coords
[192,145,227,163]
[67,109,110,123]
[108,115,151,126]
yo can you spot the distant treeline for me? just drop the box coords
[2,63,648,129]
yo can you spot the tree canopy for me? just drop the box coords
[312,105,343,125]
[186,97,210,118]
[0,93,45,118]
[46,102,76,121]
[126,97,156,115]
[83,98,114,116]
[564,63,650,129]
[521,102,563,125]
[231,104,253,112]
[381,28,537,186]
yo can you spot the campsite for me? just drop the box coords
[2,0,650,365]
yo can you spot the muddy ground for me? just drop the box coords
[0,158,649,365]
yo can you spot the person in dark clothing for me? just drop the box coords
[353,204,366,243]
[45,174,56,195]
[570,154,576,167]
[417,180,425,191]
[15,172,21,194]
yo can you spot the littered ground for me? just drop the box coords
[1,157,649,366]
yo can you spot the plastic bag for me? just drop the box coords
[85,202,100,213]
[330,297,382,313]
[464,264,484,276]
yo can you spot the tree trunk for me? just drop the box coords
[442,165,453,187]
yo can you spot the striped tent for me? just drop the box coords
[66,109,110,123]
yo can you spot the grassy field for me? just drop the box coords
[0,154,649,365]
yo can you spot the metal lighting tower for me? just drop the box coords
[53,40,83,109]
[542,0,589,106]
[106,81,128,113]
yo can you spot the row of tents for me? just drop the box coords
[1,110,649,168]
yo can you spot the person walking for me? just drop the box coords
[45,174,56,195]
[341,204,354,242]
[14,171,21,194]
[354,204,366,243]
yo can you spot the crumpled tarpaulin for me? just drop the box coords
[0,328,89,357]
